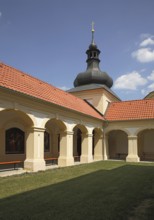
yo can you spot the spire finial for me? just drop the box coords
[91,21,95,44]
[92,21,95,32]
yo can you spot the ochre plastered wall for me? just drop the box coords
[69,88,120,114]
[104,120,154,162]
[0,88,103,171]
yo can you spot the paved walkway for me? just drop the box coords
[0,168,27,177]
[0,164,59,177]
[0,162,82,178]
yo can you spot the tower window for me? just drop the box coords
[90,52,93,58]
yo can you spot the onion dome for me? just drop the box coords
[74,23,113,88]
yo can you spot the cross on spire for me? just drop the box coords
[91,21,95,44]
[92,21,95,32]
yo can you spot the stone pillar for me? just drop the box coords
[126,136,140,162]
[104,134,109,160]
[24,127,46,172]
[81,133,93,163]
[58,131,74,167]
[94,134,104,161]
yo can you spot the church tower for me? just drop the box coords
[68,23,120,114]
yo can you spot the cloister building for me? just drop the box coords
[0,30,154,172]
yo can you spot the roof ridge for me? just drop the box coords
[110,98,154,104]
[0,62,60,89]
[0,62,104,120]
[1,62,92,101]
[0,62,84,100]
[105,96,154,121]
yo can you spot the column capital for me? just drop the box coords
[83,133,93,138]
[128,135,137,140]
[61,130,74,136]
[28,127,45,133]
[87,133,93,137]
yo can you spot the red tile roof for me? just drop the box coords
[105,99,154,121]
[0,63,103,120]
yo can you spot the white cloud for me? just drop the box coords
[58,86,70,91]
[140,70,154,96]
[141,89,146,95]
[147,70,154,81]
[148,83,154,90]
[141,83,154,96]
[132,47,154,63]
[140,37,154,47]
[140,33,151,40]
[114,71,147,90]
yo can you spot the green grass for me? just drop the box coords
[1,161,154,219]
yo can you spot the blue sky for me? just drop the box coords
[0,0,154,100]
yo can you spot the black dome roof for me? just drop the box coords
[74,69,113,88]
[74,42,113,88]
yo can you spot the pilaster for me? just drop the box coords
[94,134,104,161]
[103,134,109,160]
[58,131,74,167]
[126,136,140,162]
[24,127,46,171]
[81,133,93,163]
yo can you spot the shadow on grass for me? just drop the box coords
[1,164,154,220]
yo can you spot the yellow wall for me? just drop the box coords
[0,88,103,170]
[69,88,120,115]
[108,130,128,159]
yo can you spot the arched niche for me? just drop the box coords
[0,109,34,163]
[138,129,154,161]
[73,124,88,162]
[108,130,128,160]
[44,118,67,159]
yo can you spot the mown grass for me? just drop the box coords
[0,161,154,219]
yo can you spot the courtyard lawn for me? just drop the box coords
[0,161,154,219]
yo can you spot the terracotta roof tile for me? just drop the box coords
[105,99,154,121]
[0,63,103,120]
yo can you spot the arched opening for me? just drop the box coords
[0,109,33,168]
[73,127,81,162]
[45,118,66,165]
[73,124,87,162]
[76,129,82,157]
[108,130,128,160]
[138,129,154,161]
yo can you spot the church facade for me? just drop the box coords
[0,30,154,172]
